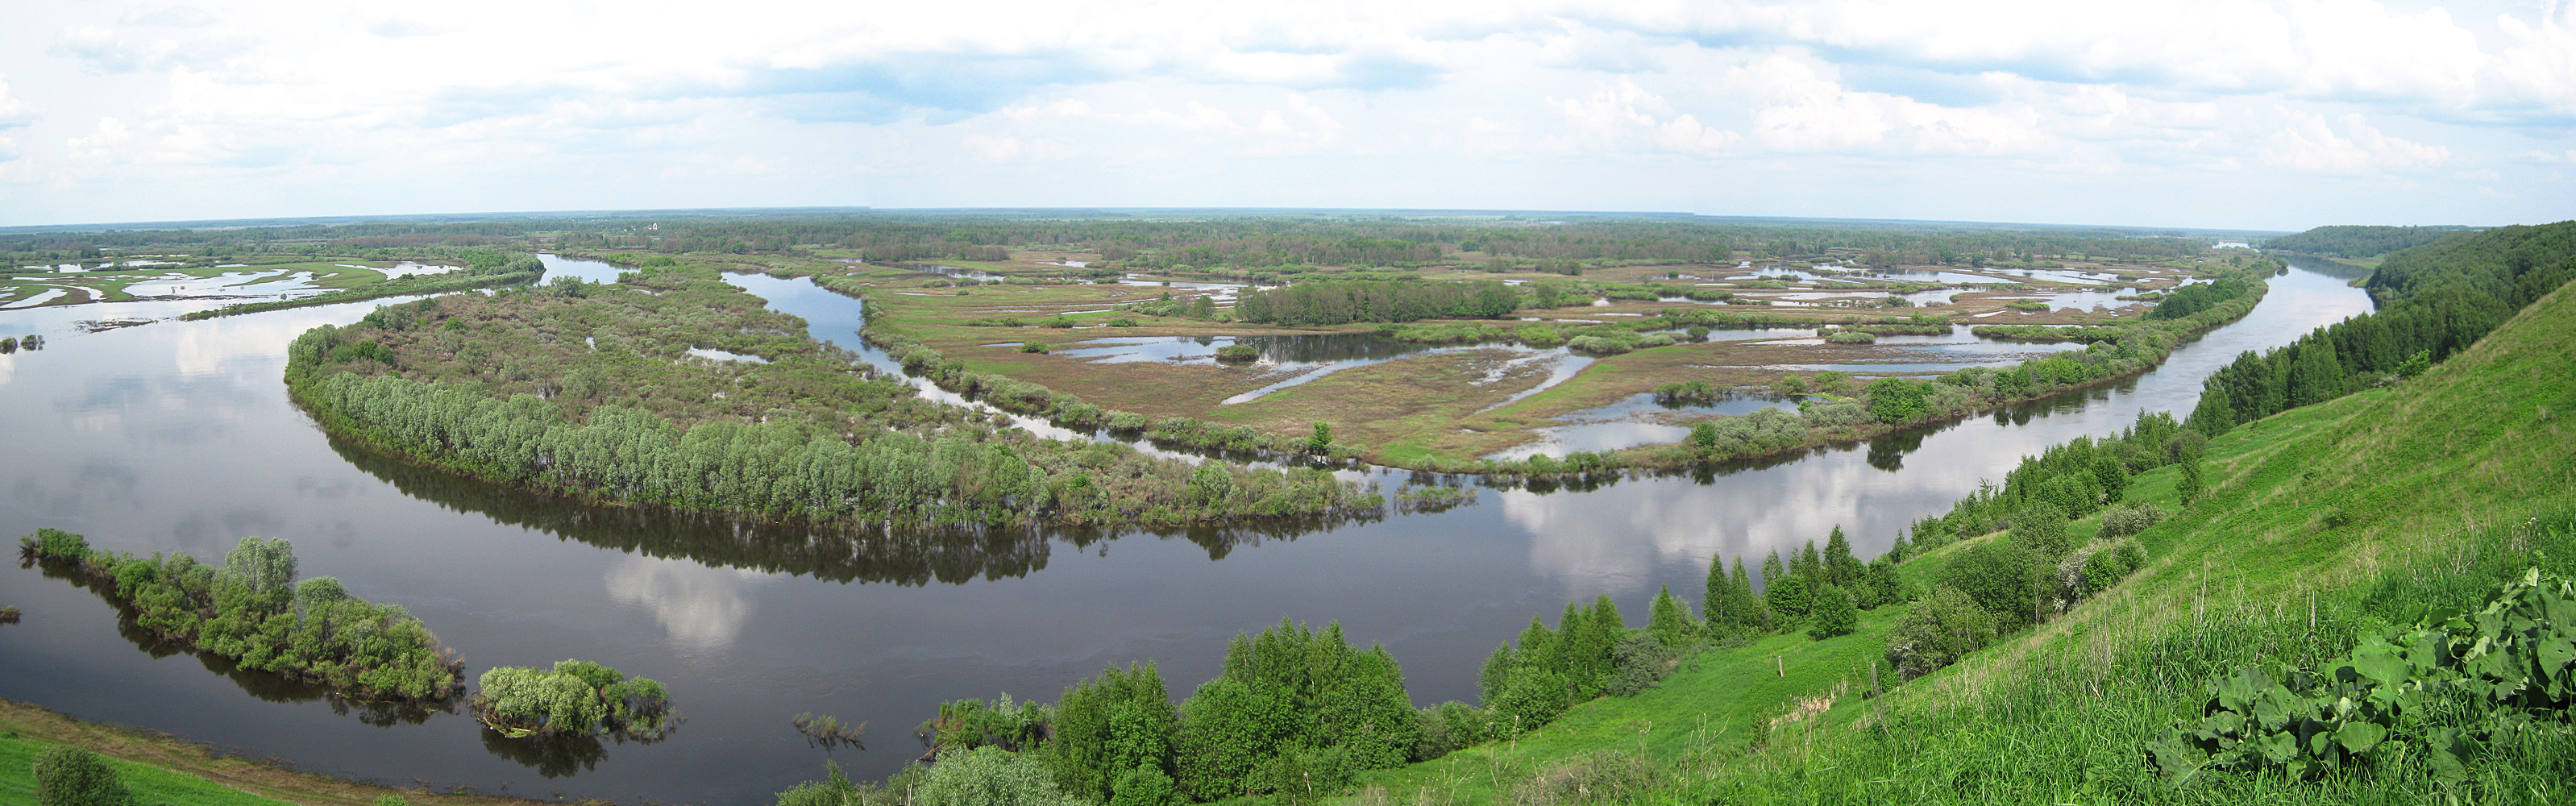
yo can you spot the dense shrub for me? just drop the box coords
[1764,575,1813,619]
[916,746,1086,806]
[33,746,135,806]
[1941,540,2046,631]
[1885,587,1997,680]
[2096,502,2167,540]
[1806,585,1858,640]
[472,659,675,739]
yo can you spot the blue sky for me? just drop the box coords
[0,0,2569,231]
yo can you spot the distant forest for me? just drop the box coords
[6,214,2223,272]
[2262,225,2474,258]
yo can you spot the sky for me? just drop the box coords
[0,0,2570,231]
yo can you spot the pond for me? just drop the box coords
[0,257,2373,804]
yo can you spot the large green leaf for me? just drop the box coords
[2334,721,2386,754]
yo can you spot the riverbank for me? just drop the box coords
[0,697,555,806]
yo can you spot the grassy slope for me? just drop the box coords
[1348,278,2576,804]
[0,699,548,806]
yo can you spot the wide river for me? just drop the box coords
[0,258,2372,804]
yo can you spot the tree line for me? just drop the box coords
[2187,222,2576,434]
[1232,279,1519,325]
[2260,225,2474,259]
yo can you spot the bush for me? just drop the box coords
[2011,502,2072,558]
[1602,634,1683,696]
[1764,575,1813,620]
[916,746,1085,806]
[1941,540,2046,630]
[1886,587,1997,680]
[472,659,675,739]
[1489,667,1572,734]
[1806,585,1858,639]
[2096,502,2166,540]
[1020,341,1049,354]
[1215,344,1260,362]
[33,746,135,806]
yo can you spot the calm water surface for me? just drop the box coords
[0,259,2371,804]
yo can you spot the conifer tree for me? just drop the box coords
[1732,557,1765,629]
[1647,586,1696,647]
[2179,457,2205,504]
[1703,554,1730,629]
[1479,643,1515,705]
[1823,526,1863,588]
[1796,540,1825,586]
[1760,549,1786,586]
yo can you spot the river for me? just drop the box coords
[0,258,2372,804]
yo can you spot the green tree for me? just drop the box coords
[32,746,135,806]
[2178,458,2205,504]
[1647,585,1696,647]
[1307,422,1332,454]
[1764,574,1812,620]
[2011,502,2072,559]
[1048,663,1174,803]
[1689,421,1718,452]
[1822,526,1863,588]
[1806,585,1857,640]
[222,536,297,593]
[1108,764,1178,806]
[1867,377,1927,423]
[1942,541,2046,630]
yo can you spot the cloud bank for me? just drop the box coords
[0,0,2567,228]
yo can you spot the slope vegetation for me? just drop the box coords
[1351,272,2576,804]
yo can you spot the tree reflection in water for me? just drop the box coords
[328,436,1379,582]
[26,556,447,728]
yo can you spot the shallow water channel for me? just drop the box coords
[0,258,2370,804]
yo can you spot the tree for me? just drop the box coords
[1050,663,1175,803]
[1764,574,1812,620]
[1867,377,1927,423]
[1307,422,1332,454]
[1822,526,1863,588]
[222,536,297,593]
[1689,422,1718,451]
[1760,550,1786,589]
[1109,764,1178,806]
[2011,503,2071,559]
[33,746,135,806]
[2178,458,2205,505]
[1807,585,1857,640]
[1647,586,1696,647]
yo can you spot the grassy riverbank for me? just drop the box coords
[0,698,550,806]
[1337,266,2576,804]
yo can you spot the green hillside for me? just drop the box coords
[1346,275,2576,804]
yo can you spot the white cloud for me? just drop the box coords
[2262,110,2449,173]
[0,77,33,130]
[0,0,2567,226]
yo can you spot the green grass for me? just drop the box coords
[0,734,296,806]
[1342,278,2576,804]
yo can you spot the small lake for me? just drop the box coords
[0,256,2374,804]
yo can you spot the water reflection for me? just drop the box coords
[603,556,772,650]
[27,556,445,727]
